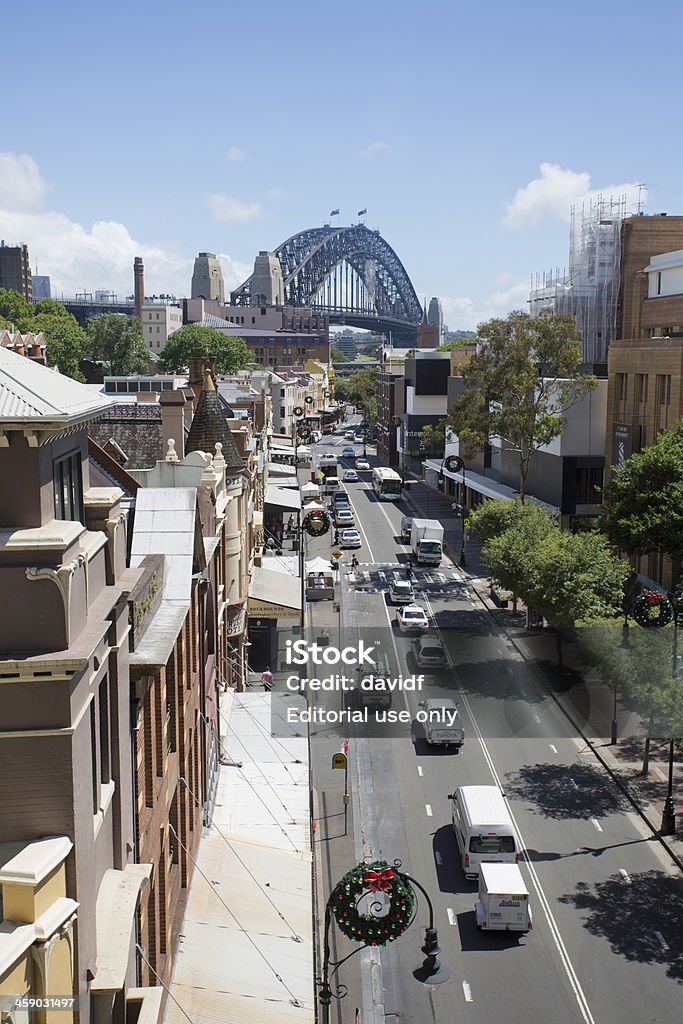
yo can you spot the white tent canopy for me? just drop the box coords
[305,556,334,574]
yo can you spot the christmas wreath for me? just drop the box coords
[631,590,674,628]
[330,860,415,946]
[302,509,331,537]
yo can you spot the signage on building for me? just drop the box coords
[613,422,632,466]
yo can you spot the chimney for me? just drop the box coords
[134,256,144,323]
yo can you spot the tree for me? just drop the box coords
[476,501,555,613]
[21,312,86,381]
[86,314,150,375]
[158,324,251,375]
[0,288,32,324]
[330,346,350,363]
[419,418,447,456]
[447,310,596,500]
[601,421,683,584]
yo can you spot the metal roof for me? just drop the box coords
[130,488,199,603]
[0,346,114,424]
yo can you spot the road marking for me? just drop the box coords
[549,744,558,753]
[435,851,443,865]
[619,868,632,884]
[655,931,669,951]
[462,981,473,1003]
[533,714,541,723]
[591,818,603,832]
[570,778,579,789]
[417,766,424,776]
[425,804,433,817]
[447,907,456,926]
[418,590,597,1024]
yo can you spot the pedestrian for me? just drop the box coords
[287,514,294,534]
[261,666,273,691]
[334,528,340,545]
[351,554,359,572]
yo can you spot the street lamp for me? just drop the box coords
[318,864,449,1024]
[614,612,632,745]
[661,591,681,836]
[441,454,467,568]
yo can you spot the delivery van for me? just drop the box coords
[448,785,519,879]
[475,862,532,932]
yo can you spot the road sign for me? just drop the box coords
[332,752,347,770]
[464,518,470,528]
[331,550,341,559]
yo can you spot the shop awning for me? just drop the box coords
[423,459,560,515]
[248,565,301,619]
[265,484,302,512]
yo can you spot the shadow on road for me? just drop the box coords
[504,761,629,820]
[432,825,471,895]
[456,909,529,952]
[560,870,683,981]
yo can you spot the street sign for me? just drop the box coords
[464,518,470,528]
[331,550,341,559]
[332,752,347,770]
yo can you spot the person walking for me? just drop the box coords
[287,515,294,535]
[260,666,273,691]
[351,554,359,573]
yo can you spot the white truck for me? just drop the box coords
[410,518,444,566]
[474,862,532,933]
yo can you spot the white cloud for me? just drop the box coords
[0,151,250,298]
[362,141,392,157]
[440,279,530,331]
[208,193,263,223]
[503,162,644,230]
[0,152,49,214]
[226,146,247,162]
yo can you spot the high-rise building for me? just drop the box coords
[32,274,51,299]
[428,297,443,340]
[0,241,32,300]
[191,252,225,303]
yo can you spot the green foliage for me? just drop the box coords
[31,298,74,319]
[470,497,551,547]
[86,314,150,375]
[330,346,350,363]
[419,418,447,455]
[158,324,251,374]
[0,288,32,324]
[477,501,555,602]
[21,312,86,381]
[448,310,596,499]
[601,420,683,563]
[337,367,378,421]
[436,339,475,351]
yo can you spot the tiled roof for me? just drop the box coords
[185,371,243,468]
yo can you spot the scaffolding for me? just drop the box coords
[530,195,628,368]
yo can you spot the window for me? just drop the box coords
[98,678,111,783]
[616,373,627,401]
[637,424,646,451]
[576,467,602,505]
[657,271,662,295]
[657,374,671,406]
[636,374,648,403]
[280,407,285,417]
[53,451,83,522]
[469,834,516,854]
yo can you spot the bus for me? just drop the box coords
[371,467,402,500]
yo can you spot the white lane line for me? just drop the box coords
[533,714,541,723]
[570,778,579,789]
[619,868,632,884]
[655,931,669,951]
[447,907,456,926]
[417,766,424,776]
[420,585,597,1024]
[591,818,603,832]
[462,981,474,1003]
[549,744,558,753]
[425,804,433,817]
[435,851,443,865]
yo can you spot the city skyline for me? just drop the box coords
[2,0,683,329]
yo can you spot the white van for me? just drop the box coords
[322,475,340,495]
[448,785,519,879]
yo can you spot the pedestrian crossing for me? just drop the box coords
[349,564,466,597]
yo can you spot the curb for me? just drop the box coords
[404,487,683,873]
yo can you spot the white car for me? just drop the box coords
[354,434,364,444]
[335,508,355,528]
[396,604,429,633]
[343,469,359,482]
[389,579,415,604]
[344,430,355,440]
[356,458,370,471]
[342,446,356,458]
[340,529,361,548]
[411,637,448,668]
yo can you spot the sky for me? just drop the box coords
[2,0,683,331]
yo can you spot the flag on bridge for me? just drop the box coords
[330,208,340,216]
[357,208,367,216]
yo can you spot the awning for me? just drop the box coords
[267,462,297,477]
[423,460,560,515]
[165,692,313,1024]
[93,864,152,992]
[265,484,302,512]
[248,565,301,619]
[305,556,335,574]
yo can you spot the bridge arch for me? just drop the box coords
[232,224,422,340]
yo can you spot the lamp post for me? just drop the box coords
[661,593,680,836]
[442,454,467,568]
[614,612,632,744]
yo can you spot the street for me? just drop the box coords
[306,421,683,1024]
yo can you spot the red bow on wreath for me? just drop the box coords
[645,591,662,605]
[364,867,394,893]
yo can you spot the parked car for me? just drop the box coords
[354,434,364,443]
[356,458,370,471]
[343,469,359,482]
[395,604,429,633]
[342,446,356,458]
[411,637,448,668]
[389,579,415,604]
[340,529,362,548]
[335,508,355,528]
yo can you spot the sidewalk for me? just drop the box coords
[402,479,683,870]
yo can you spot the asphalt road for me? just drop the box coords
[308,423,683,1024]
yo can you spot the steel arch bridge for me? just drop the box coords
[231,224,423,341]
